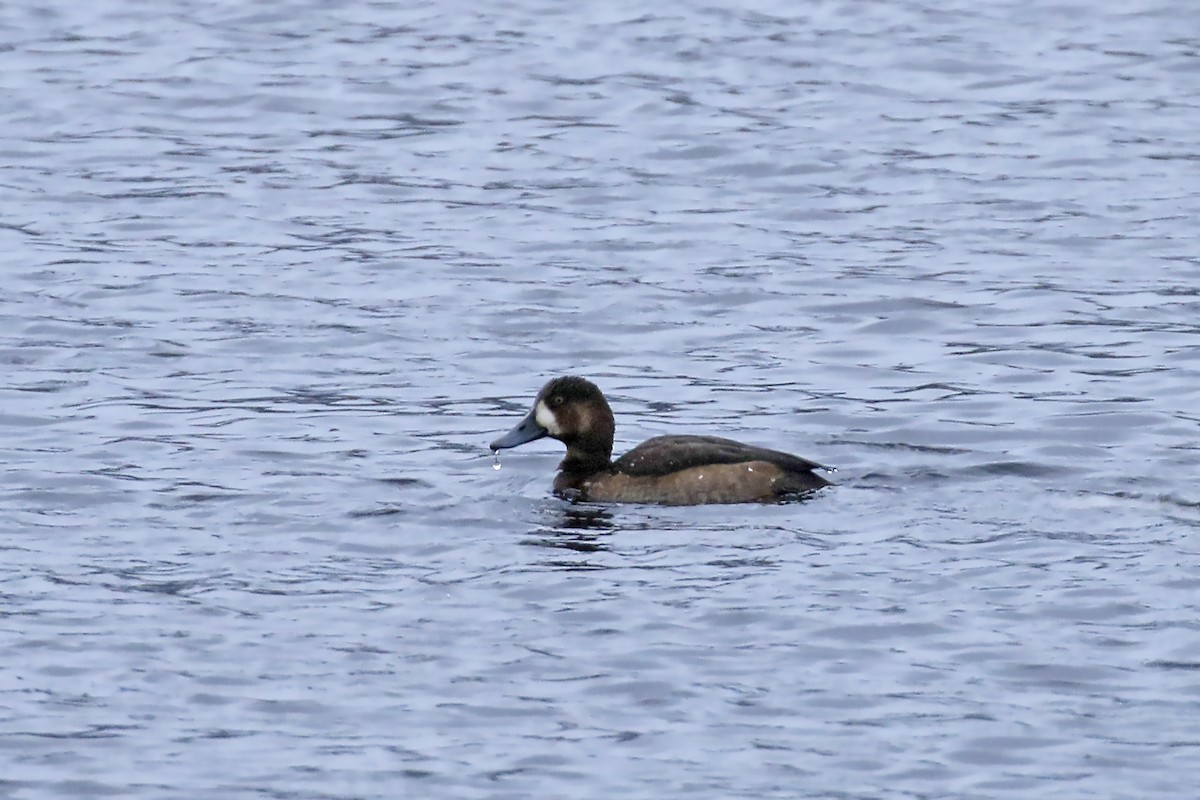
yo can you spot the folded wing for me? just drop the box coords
[614,435,828,477]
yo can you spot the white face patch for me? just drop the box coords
[534,399,562,436]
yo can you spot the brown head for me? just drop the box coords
[490,377,616,473]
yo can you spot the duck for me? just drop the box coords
[489,376,831,505]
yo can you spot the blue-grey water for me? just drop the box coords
[3,1,1200,798]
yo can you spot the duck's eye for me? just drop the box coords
[550,395,564,408]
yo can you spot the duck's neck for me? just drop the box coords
[554,446,611,498]
[558,445,612,476]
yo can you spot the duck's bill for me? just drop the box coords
[490,408,548,450]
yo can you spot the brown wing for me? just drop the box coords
[613,435,828,477]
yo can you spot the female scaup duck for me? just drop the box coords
[490,376,832,505]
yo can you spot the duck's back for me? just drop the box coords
[615,435,827,477]
[569,434,829,504]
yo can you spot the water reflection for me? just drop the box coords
[556,504,616,531]
[521,504,616,563]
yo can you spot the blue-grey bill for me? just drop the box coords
[489,409,548,451]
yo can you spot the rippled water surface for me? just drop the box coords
[3,1,1200,798]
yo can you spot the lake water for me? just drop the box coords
[3,1,1199,798]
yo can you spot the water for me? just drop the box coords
[3,0,1199,797]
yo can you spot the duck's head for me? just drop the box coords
[490,376,615,467]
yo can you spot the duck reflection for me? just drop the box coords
[521,503,615,561]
